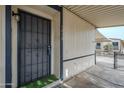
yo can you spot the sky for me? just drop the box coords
[97,26,124,40]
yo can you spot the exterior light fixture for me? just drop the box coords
[12,11,20,22]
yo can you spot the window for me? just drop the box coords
[112,42,118,50]
[96,43,101,49]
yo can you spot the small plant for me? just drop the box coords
[20,75,58,88]
[104,43,113,52]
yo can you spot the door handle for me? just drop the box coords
[47,45,51,56]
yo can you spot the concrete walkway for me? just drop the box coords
[58,56,124,88]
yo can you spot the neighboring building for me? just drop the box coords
[96,31,124,53]
[110,38,124,53]
[95,30,111,52]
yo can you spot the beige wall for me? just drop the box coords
[120,42,124,53]
[63,8,96,79]
[0,6,5,87]
[121,43,124,53]
[52,14,60,78]
[0,6,5,88]
[11,5,60,87]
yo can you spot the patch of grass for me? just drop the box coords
[20,75,58,88]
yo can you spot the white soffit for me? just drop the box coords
[64,5,124,28]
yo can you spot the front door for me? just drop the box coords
[18,10,51,86]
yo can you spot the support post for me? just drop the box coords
[114,52,117,69]
[95,51,96,65]
[60,6,63,80]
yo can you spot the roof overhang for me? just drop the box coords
[95,31,111,42]
[95,38,111,42]
[64,5,124,28]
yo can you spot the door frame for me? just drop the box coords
[17,9,52,87]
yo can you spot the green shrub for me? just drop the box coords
[20,75,58,88]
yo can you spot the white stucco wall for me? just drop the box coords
[11,5,60,87]
[111,39,121,52]
[63,8,96,79]
[0,6,5,88]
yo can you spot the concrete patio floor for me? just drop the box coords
[56,56,124,88]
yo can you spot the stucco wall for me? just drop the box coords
[52,14,60,78]
[111,39,121,52]
[63,8,96,79]
[0,6,5,88]
[11,5,60,87]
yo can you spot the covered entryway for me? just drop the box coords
[1,5,124,88]
[57,5,124,88]
[18,10,51,86]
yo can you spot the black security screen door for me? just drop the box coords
[18,10,51,86]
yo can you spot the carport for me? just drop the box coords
[64,5,124,27]
[62,5,124,76]
[60,5,124,88]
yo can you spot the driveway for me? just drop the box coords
[56,56,124,88]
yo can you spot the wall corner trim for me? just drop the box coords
[5,5,12,88]
[48,5,64,80]
[48,5,61,12]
